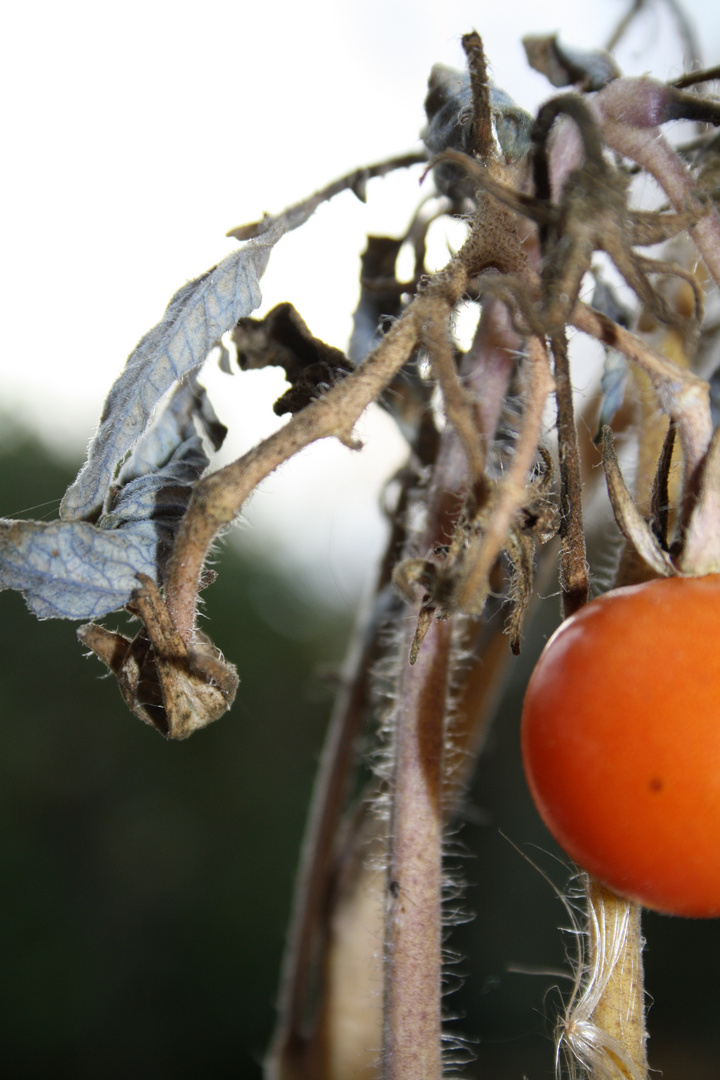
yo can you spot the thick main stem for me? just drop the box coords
[383,615,452,1080]
[267,592,387,1078]
[585,879,648,1080]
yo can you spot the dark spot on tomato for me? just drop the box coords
[648,776,664,793]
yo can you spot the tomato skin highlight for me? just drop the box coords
[521,575,720,918]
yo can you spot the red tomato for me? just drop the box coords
[521,575,720,917]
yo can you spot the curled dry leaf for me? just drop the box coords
[522,33,620,91]
[422,61,533,199]
[232,302,353,416]
[602,427,675,579]
[78,575,238,740]
[61,223,284,522]
[0,379,223,620]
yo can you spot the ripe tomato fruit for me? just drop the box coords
[521,575,720,917]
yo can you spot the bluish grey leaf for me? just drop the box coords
[423,64,533,196]
[100,438,208,529]
[61,222,284,522]
[0,518,170,620]
[598,349,629,433]
[114,376,225,489]
[1,379,223,620]
[489,86,533,161]
[591,274,632,435]
[216,338,234,374]
[423,64,474,157]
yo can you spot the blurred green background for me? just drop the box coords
[1,429,719,1079]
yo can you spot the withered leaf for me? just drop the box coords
[232,302,353,416]
[680,425,720,575]
[0,518,169,620]
[602,427,674,578]
[348,236,405,364]
[423,64,533,196]
[522,34,619,92]
[61,223,284,523]
[347,235,431,442]
[597,349,629,436]
[78,575,238,739]
[0,380,222,620]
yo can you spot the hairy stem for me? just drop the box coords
[551,332,589,616]
[462,31,494,161]
[165,271,468,641]
[267,590,390,1077]
[585,879,648,1080]
[454,335,555,612]
[383,615,451,1080]
[227,151,428,240]
[595,106,720,291]
[423,315,487,485]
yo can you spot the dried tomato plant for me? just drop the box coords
[2,7,720,1079]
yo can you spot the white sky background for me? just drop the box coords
[2,0,719,607]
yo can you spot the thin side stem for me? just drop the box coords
[551,332,589,616]
[605,0,644,52]
[462,31,494,161]
[595,109,720,291]
[423,315,487,486]
[227,151,428,240]
[672,63,720,88]
[454,336,555,612]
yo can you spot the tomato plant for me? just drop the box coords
[522,575,720,918]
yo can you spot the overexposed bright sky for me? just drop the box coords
[2,0,719,602]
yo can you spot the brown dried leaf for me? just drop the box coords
[78,575,238,739]
[680,425,720,575]
[522,34,619,91]
[602,428,674,579]
[232,303,353,416]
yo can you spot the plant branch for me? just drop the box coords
[462,31,494,161]
[604,0,644,52]
[592,87,720,290]
[165,268,469,640]
[422,315,487,486]
[453,335,555,613]
[571,301,713,515]
[267,586,393,1077]
[551,331,589,616]
[671,63,720,88]
[227,151,428,241]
